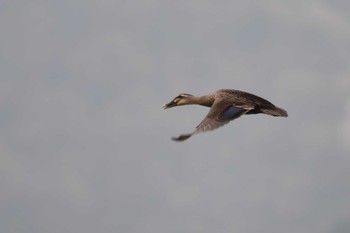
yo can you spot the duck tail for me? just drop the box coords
[261,106,288,117]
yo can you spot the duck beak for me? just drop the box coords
[163,100,177,109]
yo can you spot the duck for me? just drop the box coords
[163,89,288,141]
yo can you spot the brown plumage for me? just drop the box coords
[163,89,288,141]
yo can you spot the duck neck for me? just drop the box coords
[187,95,214,107]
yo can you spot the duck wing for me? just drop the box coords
[172,99,251,141]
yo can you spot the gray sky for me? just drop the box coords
[1,1,350,233]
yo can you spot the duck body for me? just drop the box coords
[163,89,288,141]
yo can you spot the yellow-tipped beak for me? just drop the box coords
[163,101,177,109]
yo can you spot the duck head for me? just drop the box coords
[163,93,193,109]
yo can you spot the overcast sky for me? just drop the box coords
[1,1,350,233]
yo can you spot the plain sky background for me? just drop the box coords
[1,1,350,233]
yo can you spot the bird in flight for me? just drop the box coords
[163,89,288,141]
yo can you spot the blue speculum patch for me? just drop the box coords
[221,106,246,120]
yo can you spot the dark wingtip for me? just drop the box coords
[172,134,193,141]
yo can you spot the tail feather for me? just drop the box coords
[261,106,288,117]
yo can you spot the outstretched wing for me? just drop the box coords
[172,99,251,141]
